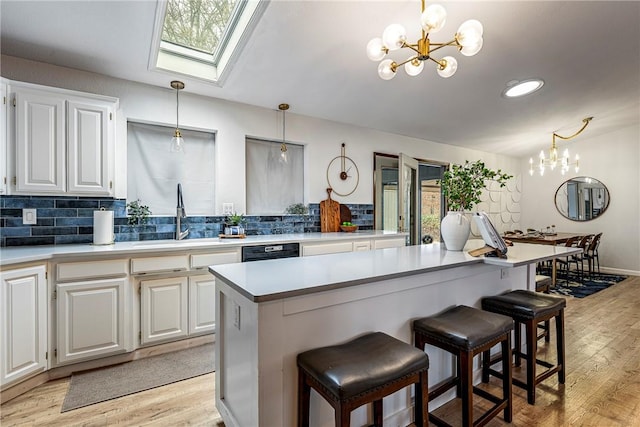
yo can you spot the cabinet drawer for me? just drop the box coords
[302,241,354,256]
[191,250,240,269]
[57,259,128,281]
[373,238,406,249]
[131,255,189,275]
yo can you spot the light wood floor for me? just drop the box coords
[1,275,639,426]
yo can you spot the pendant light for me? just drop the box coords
[170,80,185,153]
[279,103,289,164]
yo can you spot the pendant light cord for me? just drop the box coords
[176,85,180,130]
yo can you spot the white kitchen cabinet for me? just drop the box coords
[56,278,126,364]
[373,237,407,249]
[8,82,117,196]
[0,265,47,387]
[140,276,189,345]
[301,241,354,256]
[189,274,216,335]
[352,240,371,251]
[1,80,7,194]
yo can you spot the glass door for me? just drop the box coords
[398,153,420,245]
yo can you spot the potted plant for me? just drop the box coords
[126,199,151,226]
[438,160,512,250]
[224,212,246,236]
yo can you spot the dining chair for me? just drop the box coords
[556,236,581,284]
[583,233,602,277]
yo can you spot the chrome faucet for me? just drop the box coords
[176,183,189,240]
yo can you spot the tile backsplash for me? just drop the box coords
[0,196,374,247]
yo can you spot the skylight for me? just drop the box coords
[150,0,266,84]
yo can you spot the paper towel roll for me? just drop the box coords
[93,209,114,245]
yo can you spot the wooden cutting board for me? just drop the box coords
[320,188,340,232]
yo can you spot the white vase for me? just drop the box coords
[441,211,471,251]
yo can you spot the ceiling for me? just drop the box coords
[1,1,639,157]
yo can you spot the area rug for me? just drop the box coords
[548,271,628,298]
[61,343,214,412]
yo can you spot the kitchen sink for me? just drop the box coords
[132,238,222,247]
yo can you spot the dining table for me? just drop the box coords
[503,232,585,285]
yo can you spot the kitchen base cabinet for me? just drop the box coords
[0,265,47,388]
[189,275,216,335]
[56,278,126,365]
[140,276,189,345]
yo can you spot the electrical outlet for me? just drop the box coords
[23,208,37,225]
[500,269,509,279]
[223,203,234,215]
[233,302,241,330]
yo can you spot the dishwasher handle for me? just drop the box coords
[264,245,283,253]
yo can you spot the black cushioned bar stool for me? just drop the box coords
[481,290,566,404]
[297,331,429,427]
[413,305,513,427]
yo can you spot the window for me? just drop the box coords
[246,138,304,215]
[151,0,267,83]
[127,122,215,216]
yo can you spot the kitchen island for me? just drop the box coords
[209,241,580,427]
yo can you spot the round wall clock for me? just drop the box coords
[326,143,359,196]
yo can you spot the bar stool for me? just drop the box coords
[481,290,566,404]
[297,331,429,427]
[535,275,552,342]
[413,305,513,427]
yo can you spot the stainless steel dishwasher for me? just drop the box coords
[241,243,300,262]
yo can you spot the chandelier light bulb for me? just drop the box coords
[436,56,458,78]
[382,24,407,51]
[378,58,397,80]
[404,58,424,76]
[420,4,447,33]
[456,19,483,47]
[366,37,387,61]
[460,37,483,56]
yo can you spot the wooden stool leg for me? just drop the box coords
[544,320,551,342]
[556,310,566,384]
[373,400,383,426]
[514,321,522,367]
[481,349,491,383]
[456,355,462,398]
[502,335,513,422]
[298,369,310,427]
[415,370,428,427]
[336,405,350,427]
[460,351,474,427]
[525,319,537,404]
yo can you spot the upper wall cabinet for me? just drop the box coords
[7,81,118,197]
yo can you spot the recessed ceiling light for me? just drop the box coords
[502,78,544,98]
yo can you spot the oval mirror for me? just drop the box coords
[554,176,610,221]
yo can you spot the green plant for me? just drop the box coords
[438,160,512,212]
[225,212,245,226]
[126,199,151,225]
[285,203,309,215]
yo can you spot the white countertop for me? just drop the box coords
[209,240,582,302]
[0,231,404,266]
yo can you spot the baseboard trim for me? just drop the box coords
[600,267,640,277]
[1,334,215,404]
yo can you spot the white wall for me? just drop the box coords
[520,124,640,274]
[1,54,519,211]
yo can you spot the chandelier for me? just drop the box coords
[366,1,484,80]
[529,117,593,176]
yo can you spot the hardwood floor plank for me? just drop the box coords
[1,276,639,426]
